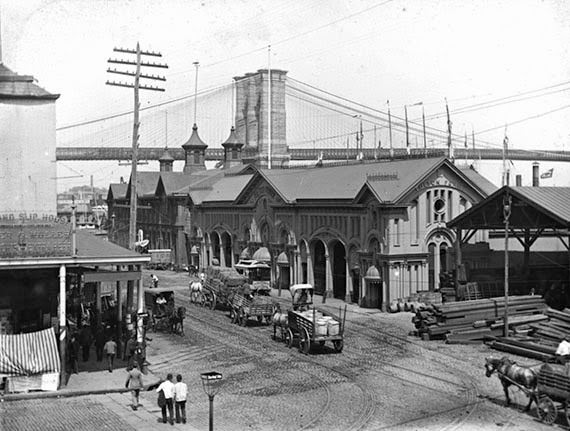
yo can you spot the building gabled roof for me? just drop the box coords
[200,174,254,203]
[124,172,161,199]
[448,186,570,230]
[459,165,498,196]
[0,64,59,100]
[357,158,492,204]
[107,183,128,201]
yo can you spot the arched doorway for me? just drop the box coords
[364,265,382,309]
[277,252,290,292]
[299,241,308,284]
[312,240,326,295]
[427,231,452,290]
[221,231,232,267]
[331,241,346,300]
[211,232,221,265]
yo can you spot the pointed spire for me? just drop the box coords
[182,123,207,149]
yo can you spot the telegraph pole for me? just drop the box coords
[106,43,167,251]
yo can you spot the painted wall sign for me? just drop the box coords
[0,220,71,258]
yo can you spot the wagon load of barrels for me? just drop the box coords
[291,309,341,337]
[411,295,546,342]
[389,291,443,313]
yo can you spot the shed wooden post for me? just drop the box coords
[136,264,144,343]
[116,265,123,356]
[58,264,67,388]
[455,228,462,289]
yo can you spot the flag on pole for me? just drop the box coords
[540,168,554,179]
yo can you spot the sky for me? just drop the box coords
[3,0,570,190]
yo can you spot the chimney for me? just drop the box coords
[532,162,539,187]
[515,174,522,186]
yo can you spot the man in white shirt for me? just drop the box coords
[556,337,570,364]
[174,374,188,424]
[156,373,175,424]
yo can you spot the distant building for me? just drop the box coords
[0,64,59,216]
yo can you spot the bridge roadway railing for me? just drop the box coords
[55,147,570,162]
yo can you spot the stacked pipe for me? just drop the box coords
[486,308,570,360]
[411,295,546,342]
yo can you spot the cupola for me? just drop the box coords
[158,147,175,172]
[182,123,208,174]
[221,126,244,169]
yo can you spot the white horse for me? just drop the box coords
[189,280,204,303]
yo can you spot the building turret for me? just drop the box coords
[158,147,175,172]
[221,126,244,169]
[182,123,207,174]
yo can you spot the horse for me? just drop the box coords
[484,356,538,411]
[170,306,187,336]
[189,280,203,304]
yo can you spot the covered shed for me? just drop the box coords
[448,186,570,297]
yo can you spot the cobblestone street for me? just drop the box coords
[0,270,560,430]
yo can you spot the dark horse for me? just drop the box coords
[484,356,538,411]
[169,306,186,336]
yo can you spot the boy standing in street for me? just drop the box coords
[103,336,117,372]
[174,374,188,424]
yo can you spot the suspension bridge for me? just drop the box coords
[55,76,570,163]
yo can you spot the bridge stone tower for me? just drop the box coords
[234,69,290,168]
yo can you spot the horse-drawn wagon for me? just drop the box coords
[273,284,347,354]
[199,266,247,310]
[535,363,570,426]
[230,287,275,326]
[144,288,186,335]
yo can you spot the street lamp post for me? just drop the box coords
[201,371,223,431]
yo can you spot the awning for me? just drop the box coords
[0,327,61,376]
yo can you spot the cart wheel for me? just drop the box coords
[565,401,570,427]
[537,395,557,424]
[239,310,248,327]
[285,328,294,348]
[333,340,344,353]
[198,292,206,307]
[209,293,217,310]
[299,328,311,354]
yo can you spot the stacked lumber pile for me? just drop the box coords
[389,291,442,313]
[412,295,546,342]
[485,308,570,360]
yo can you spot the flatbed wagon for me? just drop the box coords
[230,292,275,326]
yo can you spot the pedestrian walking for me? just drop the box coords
[125,361,144,410]
[94,326,106,362]
[174,374,188,424]
[151,273,159,288]
[125,333,137,366]
[156,373,175,425]
[103,336,117,372]
[78,325,93,362]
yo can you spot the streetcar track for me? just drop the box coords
[170,289,480,430]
